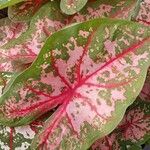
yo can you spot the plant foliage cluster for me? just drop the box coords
[0,0,149,149]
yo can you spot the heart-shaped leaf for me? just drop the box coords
[0,18,149,149]
[0,0,24,9]
[60,0,88,15]
[91,98,150,149]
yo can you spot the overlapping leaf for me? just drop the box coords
[0,18,149,149]
[91,99,150,150]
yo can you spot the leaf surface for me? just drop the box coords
[0,18,28,47]
[60,0,88,15]
[0,18,149,149]
[91,99,150,149]
[0,0,24,9]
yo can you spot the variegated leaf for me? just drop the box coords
[91,99,150,150]
[0,18,149,149]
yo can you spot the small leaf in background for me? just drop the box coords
[0,0,24,9]
[91,99,150,150]
[60,0,88,15]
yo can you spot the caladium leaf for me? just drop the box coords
[0,17,28,47]
[0,0,24,9]
[0,0,137,74]
[91,99,150,149]
[140,67,150,102]
[0,18,149,149]
[60,0,88,15]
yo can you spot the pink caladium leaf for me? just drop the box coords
[0,18,149,149]
[91,99,150,150]
[140,67,150,102]
[0,0,137,74]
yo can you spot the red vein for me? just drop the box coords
[105,136,112,150]
[22,44,37,56]
[85,78,135,89]
[9,97,64,118]
[82,38,150,84]
[10,23,20,39]
[42,26,51,37]
[141,91,150,98]
[0,51,36,61]
[66,112,79,137]
[26,85,52,98]
[39,96,72,148]
[9,90,69,118]
[137,19,150,26]
[51,51,72,89]
[76,30,96,82]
